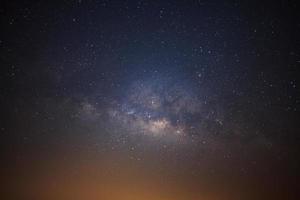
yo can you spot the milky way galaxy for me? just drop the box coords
[107,78,204,139]
[1,1,299,200]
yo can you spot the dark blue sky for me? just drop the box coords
[1,0,299,199]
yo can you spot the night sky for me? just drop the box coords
[1,0,300,199]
